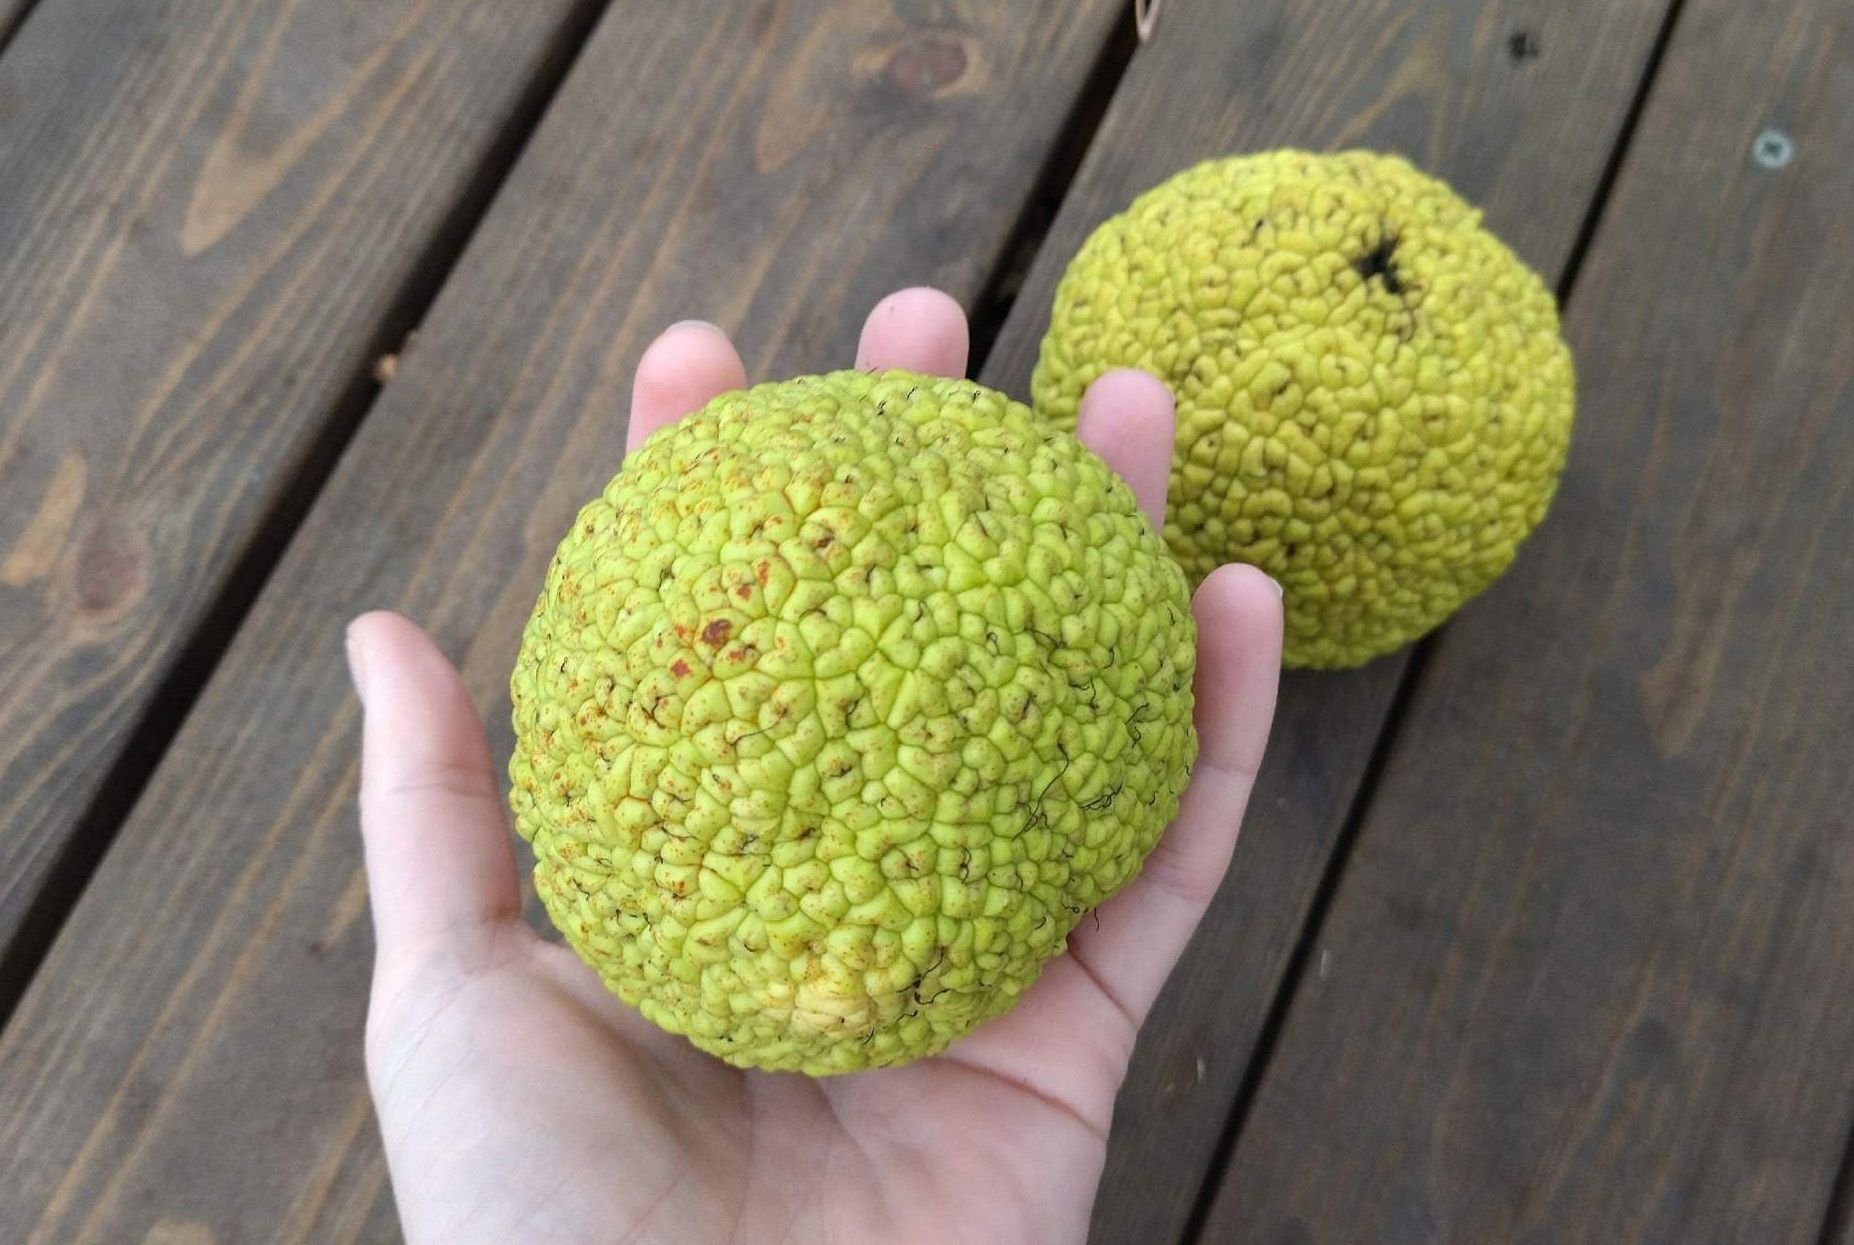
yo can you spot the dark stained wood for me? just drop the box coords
[0,3,1133,1239]
[1200,0,1854,1237]
[972,0,1678,1237]
[0,0,34,48]
[0,0,603,985]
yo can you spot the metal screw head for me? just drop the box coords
[1753,128,1795,169]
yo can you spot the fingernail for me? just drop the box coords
[1266,575,1285,597]
[344,622,370,708]
[667,319,722,336]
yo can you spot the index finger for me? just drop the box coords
[348,612,523,961]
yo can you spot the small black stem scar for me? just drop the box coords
[1353,233,1406,295]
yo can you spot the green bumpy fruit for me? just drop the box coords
[510,371,1196,1075]
[1033,150,1575,668]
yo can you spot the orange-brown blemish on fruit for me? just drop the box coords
[670,659,692,678]
[737,584,753,600]
[702,619,733,646]
[755,561,772,586]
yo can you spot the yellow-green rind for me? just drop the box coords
[1032,150,1575,668]
[510,371,1196,1075]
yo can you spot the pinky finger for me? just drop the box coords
[1060,564,1283,1024]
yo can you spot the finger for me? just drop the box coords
[941,565,1281,1123]
[854,286,969,377]
[1074,369,1175,528]
[348,611,523,961]
[1061,563,1283,1024]
[624,321,749,455]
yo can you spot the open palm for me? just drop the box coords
[349,289,1283,1244]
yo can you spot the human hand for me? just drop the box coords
[349,288,1283,1244]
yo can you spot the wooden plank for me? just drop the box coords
[1200,0,1854,1238]
[0,0,604,988]
[0,3,1133,1239]
[971,0,1677,1237]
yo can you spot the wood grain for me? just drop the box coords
[0,0,603,989]
[0,2,1132,1239]
[972,0,1677,1237]
[1200,0,1854,1237]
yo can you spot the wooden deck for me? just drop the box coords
[1,1,1849,1240]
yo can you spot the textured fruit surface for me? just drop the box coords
[510,371,1196,1074]
[1033,150,1575,668]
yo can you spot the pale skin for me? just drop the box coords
[350,288,1284,1244]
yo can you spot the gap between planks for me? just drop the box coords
[1182,635,1437,1242]
[0,0,39,63]
[1820,1108,1854,1245]
[966,13,1141,374]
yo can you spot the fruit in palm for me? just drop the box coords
[510,371,1196,1074]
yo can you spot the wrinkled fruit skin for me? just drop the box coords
[1033,150,1575,668]
[510,371,1196,1075]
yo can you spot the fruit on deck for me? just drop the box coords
[1034,150,1574,668]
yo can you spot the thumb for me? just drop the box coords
[348,612,522,963]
